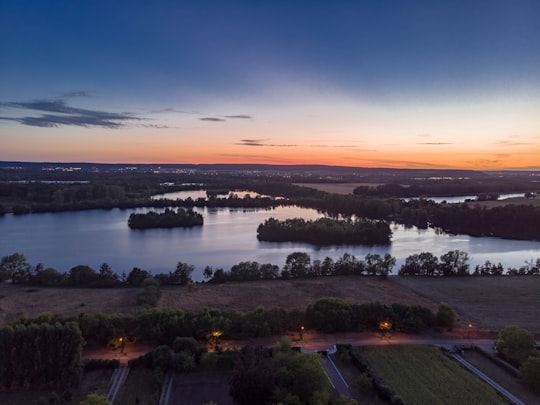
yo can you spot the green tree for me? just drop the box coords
[127,267,150,286]
[174,261,194,285]
[0,253,32,283]
[229,345,275,405]
[284,252,311,278]
[439,250,469,276]
[435,302,456,330]
[152,345,172,371]
[306,298,352,332]
[519,355,540,394]
[273,350,330,404]
[68,265,98,285]
[495,326,536,366]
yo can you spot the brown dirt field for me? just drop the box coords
[294,182,380,195]
[158,276,439,313]
[1,276,539,334]
[0,284,139,324]
[393,276,540,333]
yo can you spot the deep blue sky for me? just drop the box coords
[1,1,539,168]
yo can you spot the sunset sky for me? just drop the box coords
[1,1,539,169]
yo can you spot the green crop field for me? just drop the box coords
[356,345,506,405]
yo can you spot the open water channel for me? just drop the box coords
[1,191,538,281]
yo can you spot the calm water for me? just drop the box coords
[2,202,539,281]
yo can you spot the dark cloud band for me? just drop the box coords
[0,99,139,128]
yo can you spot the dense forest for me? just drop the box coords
[128,208,203,229]
[256,217,392,245]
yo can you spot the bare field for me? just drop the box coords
[0,284,138,324]
[158,276,438,313]
[1,276,539,334]
[393,276,540,332]
[294,182,379,195]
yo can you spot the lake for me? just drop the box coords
[1,194,539,281]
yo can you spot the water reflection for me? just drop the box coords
[1,203,538,281]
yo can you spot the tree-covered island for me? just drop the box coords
[257,217,392,245]
[128,208,203,229]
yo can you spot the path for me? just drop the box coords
[106,366,130,404]
[322,350,353,398]
[158,371,174,405]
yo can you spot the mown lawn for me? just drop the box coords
[356,345,506,405]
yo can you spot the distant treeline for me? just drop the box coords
[256,217,392,245]
[128,208,203,229]
[2,174,540,241]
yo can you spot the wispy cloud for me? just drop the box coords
[200,117,226,122]
[62,90,92,98]
[417,142,453,145]
[236,139,296,147]
[236,138,372,150]
[151,108,199,114]
[0,98,139,128]
[224,114,252,119]
[495,135,538,146]
[347,156,453,169]
[496,140,535,146]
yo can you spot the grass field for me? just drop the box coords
[356,345,506,405]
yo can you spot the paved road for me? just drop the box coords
[106,366,129,404]
[321,353,353,398]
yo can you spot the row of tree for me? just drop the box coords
[128,208,203,229]
[12,298,445,348]
[256,217,392,245]
[204,252,396,283]
[2,250,539,288]
[398,250,540,276]
[0,322,82,390]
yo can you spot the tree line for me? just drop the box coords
[128,208,203,229]
[2,250,538,289]
[10,298,450,349]
[256,217,392,245]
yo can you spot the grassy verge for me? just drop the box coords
[69,369,114,404]
[462,349,540,405]
[356,345,506,405]
[330,352,385,404]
